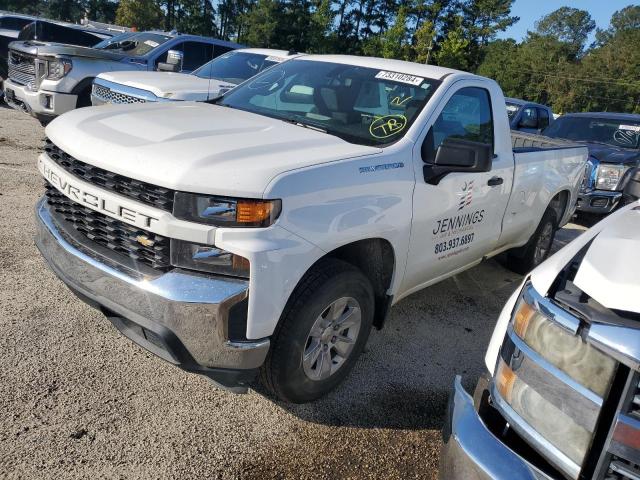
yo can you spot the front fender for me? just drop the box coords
[264,150,415,298]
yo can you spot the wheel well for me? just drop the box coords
[548,190,570,225]
[71,77,95,107]
[325,238,395,330]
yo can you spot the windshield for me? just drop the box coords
[216,59,439,146]
[93,32,172,56]
[193,51,284,84]
[543,116,640,149]
[506,102,520,120]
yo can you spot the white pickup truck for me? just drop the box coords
[34,55,587,403]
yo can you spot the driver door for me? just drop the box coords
[400,84,512,294]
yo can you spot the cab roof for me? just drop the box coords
[298,54,475,81]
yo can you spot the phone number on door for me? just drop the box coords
[434,233,475,254]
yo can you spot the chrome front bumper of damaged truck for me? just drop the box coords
[439,376,553,480]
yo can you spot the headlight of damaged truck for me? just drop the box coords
[46,58,72,80]
[596,164,627,190]
[494,287,617,467]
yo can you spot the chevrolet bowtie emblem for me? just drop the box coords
[135,235,155,247]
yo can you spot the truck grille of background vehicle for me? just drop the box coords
[581,159,596,192]
[92,83,147,104]
[44,139,175,211]
[45,183,171,270]
[8,51,36,88]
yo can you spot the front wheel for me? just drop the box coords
[260,258,374,403]
[506,209,557,274]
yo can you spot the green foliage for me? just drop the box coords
[115,0,162,30]
[435,15,469,70]
[413,20,435,64]
[4,0,638,113]
[477,5,640,114]
[240,0,279,47]
[381,5,408,59]
[535,7,595,57]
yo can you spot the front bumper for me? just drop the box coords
[34,197,270,390]
[576,189,622,215]
[4,79,77,121]
[439,376,552,480]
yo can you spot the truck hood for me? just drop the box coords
[9,40,127,60]
[584,142,639,165]
[45,102,380,198]
[531,201,640,313]
[97,71,234,100]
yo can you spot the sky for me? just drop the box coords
[497,0,636,43]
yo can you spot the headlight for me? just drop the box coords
[596,164,627,190]
[171,239,249,278]
[173,192,281,227]
[493,285,618,470]
[46,58,72,80]
[512,294,616,397]
[495,359,592,466]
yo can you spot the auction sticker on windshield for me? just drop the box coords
[375,71,424,86]
[265,56,285,62]
[620,125,640,132]
[144,40,159,48]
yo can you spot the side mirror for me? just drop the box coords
[422,133,493,185]
[157,49,183,72]
[518,116,538,129]
[622,167,640,202]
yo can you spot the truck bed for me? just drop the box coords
[511,131,578,152]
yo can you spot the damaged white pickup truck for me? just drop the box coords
[35,55,587,402]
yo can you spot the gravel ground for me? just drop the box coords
[0,104,586,479]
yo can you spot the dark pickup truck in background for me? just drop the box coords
[506,97,554,133]
[542,112,640,217]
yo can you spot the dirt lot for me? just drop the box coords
[0,104,586,479]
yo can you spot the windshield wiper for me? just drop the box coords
[278,117,328,133]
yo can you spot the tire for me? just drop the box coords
[261,258,374,403]
[506,209,557,275]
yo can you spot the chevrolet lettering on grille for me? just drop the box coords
[38,155,160,229]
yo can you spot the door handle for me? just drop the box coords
[488,176,504,187]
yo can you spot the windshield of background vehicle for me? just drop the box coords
[193,51,282,84]
[543,116,640,149]
[506,102,520,120]
[217,59,439,146]
[93,32,172,56]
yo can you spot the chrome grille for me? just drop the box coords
[606,456,640,479]
[45,184,171,270]
[8,51,36,87]
[92,83,148,104]
[631,378,640,420]
[44,139,175,211]
[581,159,596,192]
